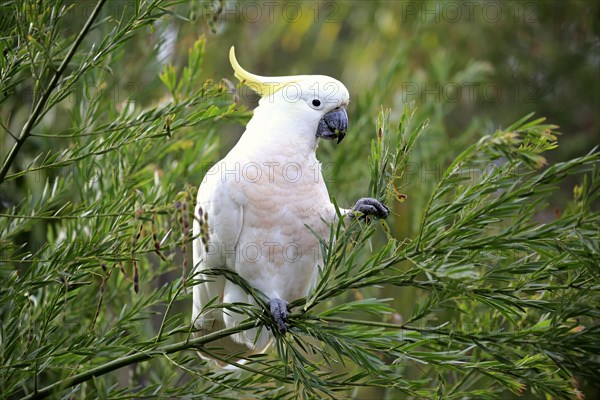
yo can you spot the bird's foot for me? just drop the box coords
[352,197,389,219]
[268,298,289,333]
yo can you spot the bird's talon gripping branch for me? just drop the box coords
[352,197,390,219]
[268,298,289,333]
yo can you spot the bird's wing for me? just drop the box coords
[192,169,244,331]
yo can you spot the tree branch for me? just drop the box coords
[24,320,258,400]
[0,0,107,184]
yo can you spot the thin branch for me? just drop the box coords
[0,212,131,220]
[0,117,18,141]
[23,320,259,400]
[200,347,292,383]
[315,316,541,345]
[0,0,107,184]
[3,132,169,182]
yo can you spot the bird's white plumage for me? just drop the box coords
[192,48,351,365]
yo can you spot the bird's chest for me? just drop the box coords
[240,169,330,240]
[235,175,329,298]
[223,154,331,298]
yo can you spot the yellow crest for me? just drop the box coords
[229,46,297,97]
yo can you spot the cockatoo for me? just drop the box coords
[192,47,389,365]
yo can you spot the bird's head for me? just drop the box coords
[229,46,350,144]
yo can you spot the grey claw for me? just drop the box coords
[352,197,389,219]
[268,298,289,333]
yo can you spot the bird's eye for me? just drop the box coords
[311,99,322,108]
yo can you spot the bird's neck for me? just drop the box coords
[238,110,320,161]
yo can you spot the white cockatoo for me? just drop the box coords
[192,47,389,365]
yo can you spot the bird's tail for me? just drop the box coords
[194,318,273,368]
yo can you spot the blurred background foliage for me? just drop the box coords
[1,0,598,399]
[155,0,600,241]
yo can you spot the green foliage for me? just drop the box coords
[1,1,598,399]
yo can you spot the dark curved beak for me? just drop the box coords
[316,107,348,144]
